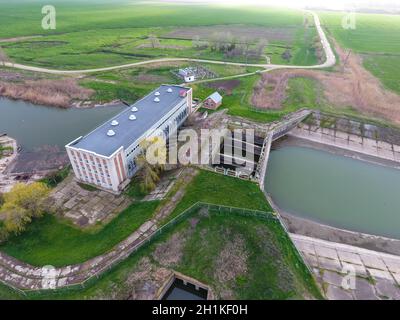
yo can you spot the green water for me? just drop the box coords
[265,146,400,239]
[0,98,125,151]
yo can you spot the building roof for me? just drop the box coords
[68,85,190,157]
[207,92,223,104]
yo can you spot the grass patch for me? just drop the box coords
[13,208,320,300]
[166,170,272,223]
[0,201,159,267]
[320,11,400,94]
[0,145,12,159]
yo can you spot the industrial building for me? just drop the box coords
[66,85,193,193]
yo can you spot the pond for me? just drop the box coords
[265,146,400,240]
[0,98,125,151]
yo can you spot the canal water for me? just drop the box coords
[0,98,125,151]
[265,146,400,239]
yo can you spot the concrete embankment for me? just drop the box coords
[289,125,400,166]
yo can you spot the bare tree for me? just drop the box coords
[148,34,160,48]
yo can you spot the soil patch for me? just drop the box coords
[214,234,248,283]
[208,79,240,95]
[165,25,294,42]
[152,232,187,267]
[252,40,400,124]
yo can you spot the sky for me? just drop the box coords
[161,0,400,11]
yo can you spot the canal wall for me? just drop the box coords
[290,112,400,165]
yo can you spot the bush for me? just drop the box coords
[40,166,70,188]
[0,182,50,236]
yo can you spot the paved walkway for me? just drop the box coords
[292,234,400,300]
[0,168,198,292]
[46,175,132,227]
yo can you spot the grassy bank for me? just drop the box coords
[320,11,400,94]
[0,201,159,267]
[2,208,321,300]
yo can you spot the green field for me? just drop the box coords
[320,11,400,94]
[0,1,318,69]
[0,209,321,300]
[0,170,271,267]
[0,201,159,267]
[0,170,323,300]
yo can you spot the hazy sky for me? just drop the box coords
[162,0,400,11]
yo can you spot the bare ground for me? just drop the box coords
[208,79,241,95]
[252,41,400,124]
[152,232,187,267]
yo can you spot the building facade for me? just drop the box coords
[203,92,222,110]
[178,68,196,82]
[66,85,193,193]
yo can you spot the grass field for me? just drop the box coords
[0,209,321,300]
[320,11,400,94]
[193,74,329,122]
[0,1,318,68]
[0,201,160,267]
[0,170,271,267]
[0,170,320,300]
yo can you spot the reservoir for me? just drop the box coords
[265,146,400,239]
[0,98,125,151]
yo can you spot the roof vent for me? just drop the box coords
[155,91,160,96]
[107,130,116,137]
[111,120,119,126]
[131,106,138,112]
[129,114,136,121]
[167,88,173,93]
[154,97,160,103]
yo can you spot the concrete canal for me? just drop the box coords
[265,145,400,240]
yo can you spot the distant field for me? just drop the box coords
[0,1,318,68]
[320,11,400,94]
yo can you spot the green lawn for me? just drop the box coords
[0,201,159,267]
[167,170,272,222]
[7,207,321,300]
[0,1,318,68]
[193,74,326,122]
[320,11,400,94]
[0,170,271,268]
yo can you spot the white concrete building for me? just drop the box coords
[178,68,196,82]
[66,85,193,193]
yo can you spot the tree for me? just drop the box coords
[148,34,160,48]
[0,182,50,235]
[136,137,165,193]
